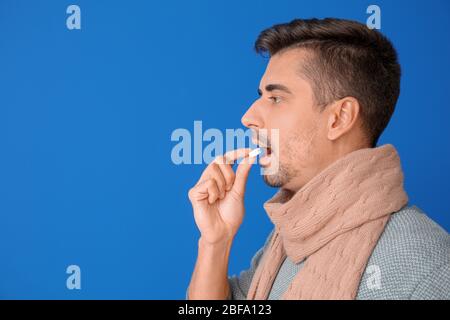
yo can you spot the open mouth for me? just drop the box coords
[258,145,273,167]
[260,146,272,156]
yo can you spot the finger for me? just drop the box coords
[189,178,220,205]
[208,164,227,198]
[217,163,235,191]
[222,148,252,165]
[213,160,235,191]
[188,180,208,203]
[205,179,220,204]
[232,154,256,196]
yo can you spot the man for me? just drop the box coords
[187,18,450,300]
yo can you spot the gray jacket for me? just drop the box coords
[228,206,450,300]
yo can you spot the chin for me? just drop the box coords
[262,168,290,188]
[261,161,300,190]
[263,174,284,188]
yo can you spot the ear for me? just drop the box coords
[326,97,361,141]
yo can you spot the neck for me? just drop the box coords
[264,144,408,263]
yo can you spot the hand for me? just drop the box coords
[188,148,256,245]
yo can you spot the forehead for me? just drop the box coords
[260,48,312,90]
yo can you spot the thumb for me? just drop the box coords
[232,155,256,197]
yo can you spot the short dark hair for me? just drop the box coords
[255,18,401,147]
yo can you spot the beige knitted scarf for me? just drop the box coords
[247,144,408,300]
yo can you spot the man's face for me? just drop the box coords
[242,48,331,191]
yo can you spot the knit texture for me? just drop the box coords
[246,144,408,300]
[229,206,450,300]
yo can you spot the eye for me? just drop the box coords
[269,96,282,104]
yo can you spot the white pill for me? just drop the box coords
[249,148,262,158]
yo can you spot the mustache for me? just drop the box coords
[252,130,271,148]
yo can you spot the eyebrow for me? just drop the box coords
[258,83,293,96]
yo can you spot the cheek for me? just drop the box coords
[279,118,320,164]
[266,101,320,158]
[271,110,302,139]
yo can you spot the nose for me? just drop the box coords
[241,101,263,130]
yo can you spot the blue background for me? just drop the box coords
[0,0,449,299]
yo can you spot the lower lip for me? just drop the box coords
[259,149,273,167]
